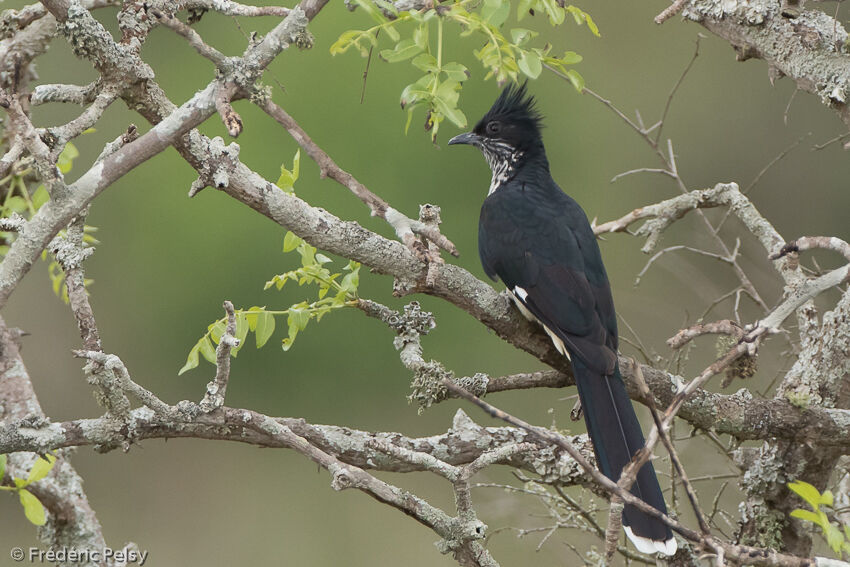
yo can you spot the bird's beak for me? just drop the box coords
[448,132,481,146]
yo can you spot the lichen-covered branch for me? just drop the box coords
[678,0,850,129]
[0,318,109,566]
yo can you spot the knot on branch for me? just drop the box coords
[175,400,202,421]
[716,335,758,387]
[48,231,94,271]
[437,519,488,554]
[455,373,489,398]
[387,301,436,338]
[189,136,240,196]
[408,361,454,411]
[95,124,139,163]
[293,28,314,50]
[330,465,354,491]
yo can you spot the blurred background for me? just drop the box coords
[3,0,849,564]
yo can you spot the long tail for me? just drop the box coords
[572,357,676,555]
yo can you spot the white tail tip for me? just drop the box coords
[624,526,678,556]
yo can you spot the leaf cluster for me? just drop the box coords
[788,479,850,557]
[179,232,360,374]
[331,0,596,141]
[0,454,57,526]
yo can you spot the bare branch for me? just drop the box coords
[180,0,290,17]
[31,81,99,106]
[214,82,243,137]
[610,167,676,184]
[200,300,238,412]
[771,236,850,263]
[667,320,745,350]
[151,9,230,68]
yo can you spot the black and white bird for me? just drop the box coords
[449,83,676,556]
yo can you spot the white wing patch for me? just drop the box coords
[510,287,570,359]
[624,526,678,556]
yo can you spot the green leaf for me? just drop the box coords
[288,304,311,331]
[57,142,79,174]
[791,508,823,525]
[255,311,275,348]
[26,454,56,484]
[789,480,823,509]
[566,5,600,36]
[559,51,583,65]
[482,0,510,28]
[6,196,27,214]
[245,306,261,331]
[584,12,600,36]
[276,150,300,193]
[442,62,470,82]
[208,320,227,344]
[32,186,49,210]
[412,53,438,74]
[199,336,217,364]
[510,28,537,46]
[434,99,467,128]
[19,489,47,525]
[0,454,6,480]
[541,0,565,25]
[178,343,201,375]
[330,30,361,55]
[233,312,249,355]
[291,150,300,182]
[283,231,302,253]
[413,22,428,48]
[826,523,845,553]
[380,39,423,63]
[518,50,542,79]
[297,241,317,267]
[821,489,835,507]
[517,0,534,20]
[565,69,585,92]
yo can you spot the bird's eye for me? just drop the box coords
[486,121,501,135]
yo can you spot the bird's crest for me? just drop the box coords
[479,81,543,134]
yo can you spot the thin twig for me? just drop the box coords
[151,9,230,67]
[654,0,686,24]
[655,35,702,146]
[256,96,458,260]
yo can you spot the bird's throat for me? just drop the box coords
[483,147,523,195]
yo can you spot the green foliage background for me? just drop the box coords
[3,1,850,564]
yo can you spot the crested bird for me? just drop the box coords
[448,83,676,556]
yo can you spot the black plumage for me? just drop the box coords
[449,83,676,555]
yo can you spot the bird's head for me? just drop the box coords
[448,82,544,166]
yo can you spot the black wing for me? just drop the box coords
[478,180,618,375]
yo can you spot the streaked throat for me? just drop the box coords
[481,141,523,195]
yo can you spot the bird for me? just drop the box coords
[448,83,676,556]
